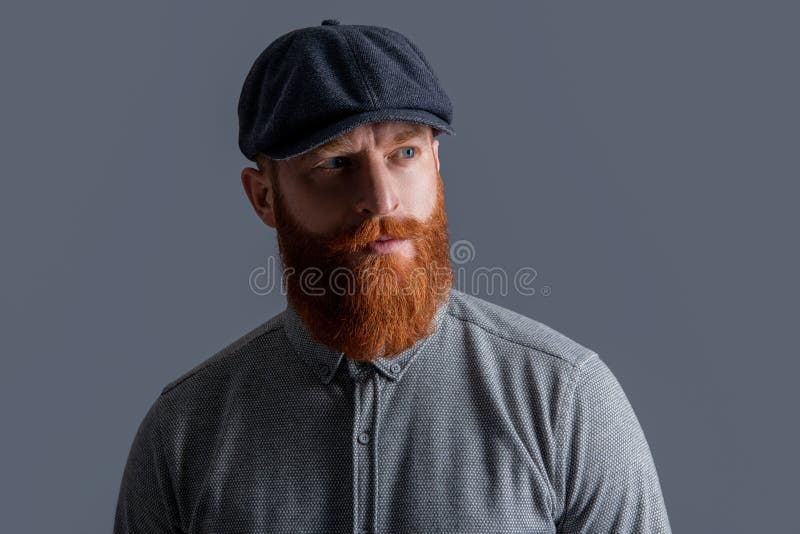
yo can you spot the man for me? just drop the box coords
[114,19,672,533]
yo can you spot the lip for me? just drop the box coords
[366,237,407,254]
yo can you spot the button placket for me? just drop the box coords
[352,368,377,534]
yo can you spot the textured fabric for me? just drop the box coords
[114,288,671,533]
[237,19,456,161]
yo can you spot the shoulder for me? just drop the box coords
[444,288,598,371]
[159,310,287,397]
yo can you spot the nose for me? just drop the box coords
[354,159,400,217]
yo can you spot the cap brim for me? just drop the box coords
[259,108,455,161]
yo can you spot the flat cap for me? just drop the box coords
[237,19,456,161]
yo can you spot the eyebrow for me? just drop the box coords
[303,125,428,161]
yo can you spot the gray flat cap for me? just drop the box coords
[237,19,456,161]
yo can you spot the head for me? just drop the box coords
[241,120,453,361]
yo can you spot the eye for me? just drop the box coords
[397,146,417,159]
[315,146,418,173]
[317,156,350,171]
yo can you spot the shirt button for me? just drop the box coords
[319,363,330,377]
[390,363,401,374]
[357,431,370,445]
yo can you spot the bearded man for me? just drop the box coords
[260,121,453,363]
[114,19,671,534]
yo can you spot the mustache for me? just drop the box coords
[324,215,427,255]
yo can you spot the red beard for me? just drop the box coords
[272,171,453,362]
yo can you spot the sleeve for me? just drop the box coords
[555,354,672,533]
[114,396,182,533]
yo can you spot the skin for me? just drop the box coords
[240,121,441,261]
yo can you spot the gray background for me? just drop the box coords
[1,1,797,532]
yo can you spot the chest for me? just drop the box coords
[178,369,556,533]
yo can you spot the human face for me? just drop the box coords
[270,121,441,261]
[240,121,453,361]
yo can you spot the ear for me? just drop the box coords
[241,166,277,228]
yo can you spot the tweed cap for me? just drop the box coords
[237,19,456,161]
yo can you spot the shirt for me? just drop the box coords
[114,287,671,533]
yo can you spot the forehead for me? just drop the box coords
[299,121,431,161]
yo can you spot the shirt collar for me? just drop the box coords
[282,289,451,384]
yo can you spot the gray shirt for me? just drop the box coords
[114,288,671,533]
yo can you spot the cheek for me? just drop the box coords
[294,201,344,235]
[283,183,347,234]
[406,174,438,221]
